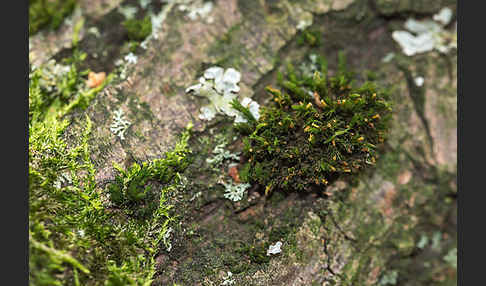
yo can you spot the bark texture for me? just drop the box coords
[30,0,457,285]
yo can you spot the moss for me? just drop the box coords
[29,49,112,125]
[233,52,393,194]
[236,243,271,264]
[29,0,77,35]
[297,29,322,47]
[108,128,192,219]
[217,23,243,46]
[238,162,251,183]
[284,232,305,262]
[29,49,193,284]
[128,97,155,122]
[376,150,403,181]
[123,15,152,42]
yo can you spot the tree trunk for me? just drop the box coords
[30,0,457,284]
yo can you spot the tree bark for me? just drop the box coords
[30,0,457,285]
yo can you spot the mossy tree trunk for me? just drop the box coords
[30,0,457,285]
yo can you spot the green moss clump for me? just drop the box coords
[29,50,111,124]
[297,29,321,47]
[123,15,152,42]
[29,0,77,35]
[236,243,271,264]
[29,50,191,284]
[233,53,392,194]
[108,129,192,219]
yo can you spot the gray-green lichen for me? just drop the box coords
[110,108,131,140]
[178,0,214,23]
[392,7,456,56]
[378,270,398,285]
[186,66,242,121]
[117,5,138,19]
[206,140,240,166]
[443,248,457,269]
[266,241,283,256]
[222,181,251,202]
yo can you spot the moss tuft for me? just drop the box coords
[297,29,321,47]
[108,129,192,219]
[123,15,152,42]
[29,48,192,284]
[236,243,271,264]
[29,0,77,35]
[233,52,392,194]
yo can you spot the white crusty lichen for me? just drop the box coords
[234,97,260,123]
[36,59,72,92]
[140,0,181,49]
[124,52,138,65]
[206,141,240,166]
[266,241,283,256]
[114,52,138,79]
[117,5,138,19]
[299,53,320,77]
[222,182,251,202]
[294,7,313,31]
[381,52,395,63]
[178,0,214,23]
[221,271,235,285]
[417,234,429,249]
[87,26,101,38]
[296,18,312,31]
[378,270,398,286]
[163,227,174,252]
[186,66,242,121]
[392,7,456,56]
[110,108,131,140]
[433,7,453,26]
[53,172,72,190]
[414,76,424,87]
[140,0,151,9]
[443,247,457,269]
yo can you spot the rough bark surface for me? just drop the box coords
[30,0,457,285]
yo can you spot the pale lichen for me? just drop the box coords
[53,172,72,190]
[378,270,398,286]
[124,52,138,65]
[443,247,457,269]
[114,52,138,79]
[140,0,181,48]
[35,59,71,92]
[234,97,260,123]
[433,7,453,26]
[222,181,251,202]
[221,271,235,286]
[299,53,320,77]
[292,6,313,31]
[110,108,131,140]
[414,76,424,87]
[266,241,283,256]
[117,5,138,20]
[392,8,456,56]
[163,227,174,252]
[206,141,240,167]
[87,26,101,38]
[381,52,395,63]
[178,0,214,23]
[416,234,428,249]
[296,18,312,31]
[186,66,243,121]
[140,0,152,9]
